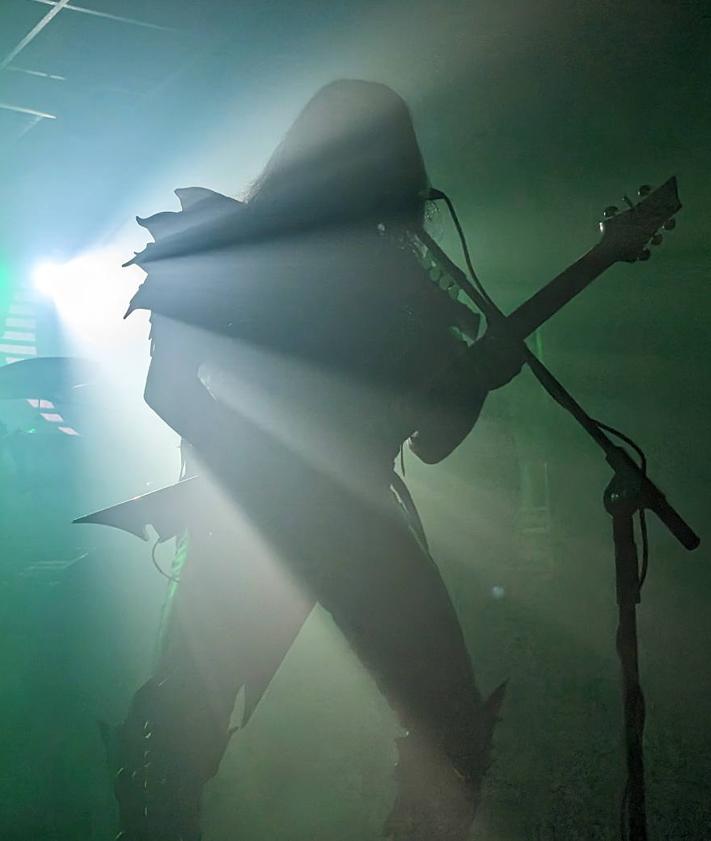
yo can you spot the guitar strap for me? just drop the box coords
[402,227,481,343]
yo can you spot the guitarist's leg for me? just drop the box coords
[111,521,315,841]
[317,493,503,841]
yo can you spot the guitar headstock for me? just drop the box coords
[598,177,681,263]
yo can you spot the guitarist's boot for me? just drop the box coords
[106,676,233,841]
[383,684,505,841]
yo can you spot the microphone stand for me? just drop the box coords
[419,230,700,841]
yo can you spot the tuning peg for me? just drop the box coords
[603,205,619,219]
[638,184,652,197]
[651,233,663,246]
[663,218,676,231]
[638,248,651,261]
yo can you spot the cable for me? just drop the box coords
[433,190,497,309]
[638,508,649,588]
[592,419,648,475]
[620,777,630,841]
[151,538,180,583]
[591,418,650,589]
[591,424,649,841]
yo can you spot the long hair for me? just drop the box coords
[247,80,430,229]
[124,81,433,319]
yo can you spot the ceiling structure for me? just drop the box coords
[1,1,184,143]
[0,0,231,264]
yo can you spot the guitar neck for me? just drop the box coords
[501,245,616,339]
[419,230,617,342]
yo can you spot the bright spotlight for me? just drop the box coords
[32,261,63,297]
[29,248,149,356]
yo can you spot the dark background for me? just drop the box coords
[0,1,709,839]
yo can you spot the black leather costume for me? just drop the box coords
[108,186,504,841]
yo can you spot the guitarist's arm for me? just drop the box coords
[144,315,234,452]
